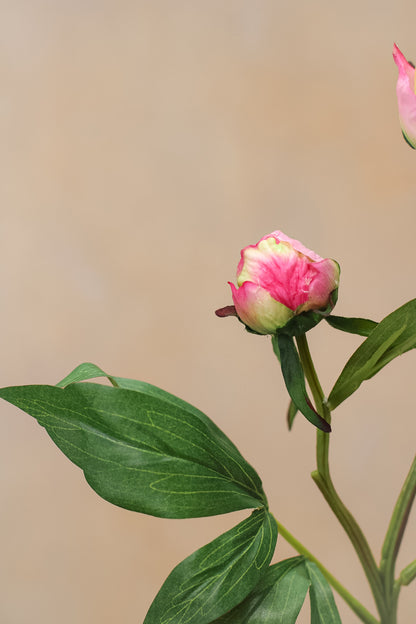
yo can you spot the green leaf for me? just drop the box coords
[272,336,281,363]
[56,362,115,387]
[211,556,310,623]
[0,377,266,518]
[305,560,341,624]
[287,400,298,430]
[325,315,378,337]
[144,509,278,624]
[57,362,229,427]
[274,334,331,432]
[328,299,416,409]
[210,557,341,624]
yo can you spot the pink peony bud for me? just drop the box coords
[216,231,340,335]
[393,43,416,149]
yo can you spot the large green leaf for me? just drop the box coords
[274,334,331,432]
[328,299,416,409]
[211,556,341,624]
[144,509,277,624]
[0,374,266,518]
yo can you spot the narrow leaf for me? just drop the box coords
[275,334,331,432]
[306,560,342,624]
[325,315,377,337]
[272,336,281,363]
[287,400,298,431]
[0,381,266,518]
[144,509,278,624]
[328,299,416,409]
[211,556,310,623]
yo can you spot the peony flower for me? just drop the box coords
[393,43,416,149]
[216,231,339,335]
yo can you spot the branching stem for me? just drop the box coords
[296,333,389,623]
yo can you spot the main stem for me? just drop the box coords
[296,334,389,623]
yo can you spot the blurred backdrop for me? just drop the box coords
[1,1,415,622]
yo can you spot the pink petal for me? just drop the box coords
[229,281,293,334]
[237,237,316,310]
[393,43,416,148]
[298,259,339,313]
[262,231,323,262]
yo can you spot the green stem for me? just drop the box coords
[380,454,416,615]
[296,334,389,622]
[399,558,416,586]
[276,520,379,624]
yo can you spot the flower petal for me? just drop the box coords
[262,231,323,262]
[297,259,340,313]
[230,281,293,334]
[393,43,416,149]
[237,237,318,311]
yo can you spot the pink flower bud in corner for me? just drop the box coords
[393,43,416,149]
[216,231,340,335]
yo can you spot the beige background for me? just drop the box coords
[1,1,415,622]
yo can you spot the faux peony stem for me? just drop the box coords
[296,334,389,623]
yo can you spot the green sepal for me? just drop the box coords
[144,509,278,624]
[274,334,331,432]
[325,315,377,337]
[0,366,267,518]
[328,299,416,410]
[279,311,324,336]
[402,130,416,149]
[278,287,339,338]
[238,286,338,337]
[210,556,341,624]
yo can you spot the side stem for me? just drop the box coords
[276,519,379,624]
